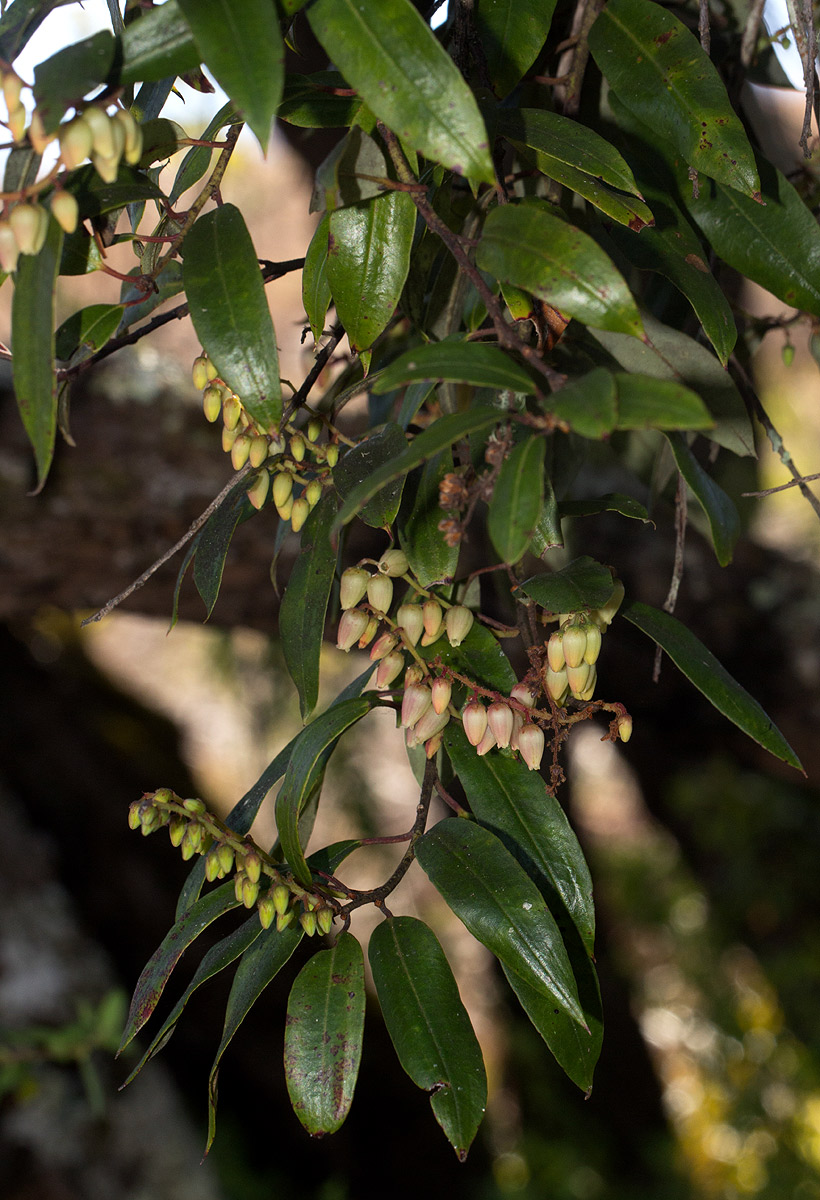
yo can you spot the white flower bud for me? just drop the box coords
[401,683,432,729]
[445,605,473,647]
[337,607,369,651]
[375,649,405,688]
[378,549,408,577]
[518,723,545,771]
[462,700,488,747]
[562,625,587,670]
[396,603,424,646]
[340,566,370,609]
[487,702,514,749]
[367,573,393,614]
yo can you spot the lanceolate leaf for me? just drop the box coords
[12,216,63,492]
[284,933,366,1136]
[177,0,283,148]
[372,341,535,395]
[302,212,332,345]
[55,303,123,361]
[416,820,586,1027]
[327,190,416,353]
[666,433,740,566]
[621,600,803,770]
[192,478,249,618]
[614,373,713,431]
[33,30,117,133]
[170,101,242,204]
[333,421,408,528]
[588,0,760,199]
[183,204,281,430]
[369,917,487,1160]
[64,164,164,217]
[475,0,556,97]
[0,0,76,64]
[550,368,617,438]
[518,556,614,614]
[118,0,200,86]
[399,450,460,586]
[279,492,339,721]
[308,0,494,184]
[488,436,545,564]
[477,203,643,337]
[560,493,650,523]
[419,620,517,693]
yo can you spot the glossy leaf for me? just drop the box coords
[308,0,494,184]
[192,478,249,618]
[33,30,116,133]
[621,600,803,770]
[280,492,339,720]
[559,493,650,523]
[686,157,820,318]
[119,881,239,1053]
[477,203,643,337]
[369,917,486,1159]
[488,436,545,564]
[183,204,281,430]
[475,0,556,97]
[550,368,617,438]
[177,0,283,148]
[399,450,460,586]
[207,923,304,1152]
[59,227,104,276]
[588,0,759,198]
[279,72,363,129]
[372,341,535,395]
[312,127,391,214]
[12,216,63,492]
[303,213,332,344]
[333,410,501,531]
[284,933,366,1136]
[518,556,614,614]
[416,821,585,1026]
[614,373,713,431]
[418,619,517,693]
[118,0,201,86]
[118,261,183,331]
[0,0,76,64]
[667,434,739,566]
[327,190,416,353]
[333,421,408,528]
[275,697,377,884]
[170,100,241,204]
[55,303,123,362]
[64,163,165,218]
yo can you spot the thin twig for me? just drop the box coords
[280,324,345,427]
[740,0,767,68]
[555,0,606,116]
[653,474,687,683]
[743,471,820,496]
[699,0,711,54]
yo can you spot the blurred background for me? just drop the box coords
[2,4,820,1199]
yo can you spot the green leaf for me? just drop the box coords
[518,556,614,614]
[280,492,339,721]
[312,127,391,214]
[118,0,201,87]
[499,109,653,230]
[284,932,366,1136]
[308,0,494,185]
[419,620,517,693]
[372,341,535,395]
[118,261,183,330]
[686,156,820,319]
[302,213,332,344]
[176,0,283,148]
[559,493,650,523]
[445,726,595,951]
[12,216,63,492]
[333,421,408,528]
[0,0,76,64]
[206,923,303,1152]
[369,917,486,1160]
[170,100,241,204]
[64,163,165,218]
[119,881,239,1053]
[192,478,249,618]
[475,0,556,97]
[59,227,104,276]
[327,190,416,353]
[279,71,363,130]
[488,436,545,564]
[614,373,713,431]
[550,368,617,438]
[275,697,377,884]
[55,303,123,362]
[398,450,460,586]
[477,203,643,337]
[33,30,117,134]
[588,0,760,198]
[416,820,585,1027]
[183,204,281,430]
[621,600,803,770]
[334,410,501,531]
[666,434,739,566]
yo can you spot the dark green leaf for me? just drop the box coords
[55,302,123,362]
[418,620,517,693]
[312,126,391,213]
[373,341,535,395]
[488,436,545,564]
[416,820,585,1026]
[192,478,248,618]
[530,472,563,555]
[206,923,304,1152]
[614,373,713,431]
[327,190,416,352]
[118,0,201,87]
[334,410,501,531]
[284,932,366,1136]
[308,0,494,184]
[280,492,339,720]
[279,72,363,129]
[559,493,651,523]
[3,145,40,194]
[59,227,104,275]
[477,203,643,337]
[0,0,76,64]
[64,163,165,218]
[333,421,408,528]
[550,368,617,438]
[475,0,555,97]
[369,917,486,1160]
[12,216,63,492]
[119,881,239,1053]
[518,556,614,614]
[33,31,117,134]
[588,0,759,198]
[399,450,460,586]
[183,204,281,430]
[302,212,332,344]
[118,261,183,330]
[397,380,436,429]
[177,0,283,148]
[667,434,739,566]
[621,600,803,770]
[170,101,241,203]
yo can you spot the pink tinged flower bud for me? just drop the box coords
[510,682,537,708]
[396,603,424,646]
[596,579,625,626]
[547,631,566,672]
[258,895,275,929]
[422,599,443,639]
[231,432,252,470]
[445,605,473,647]
[462,700,488,747]
[202,385,222,423]
[425,731,443,759]
[249,435,269,469]
[50,190,78,234]
[366,573,393,613]
[509,710,524,751]
[222,394,242,430]
[476,724,497,756]
[370,631,398,661]
[487,701,514,749]
[9,204,48,256]
[82,105,115,157]
[566,662,591,698]
[410,706,450,746]
[92,152,120,184]
[2,69,23,112]
[337,607,369,651]
[272,471,294,512]
[404,665,424,687]
[378,548,408,577]
[59,116,93,168]
[340,566,370,609]
[583,624,602,665]
[431,676,452,715]
[562,625,587,670]
[358,615,379,648]
[0,220,20,274]
[617,714,633,743]
[114,107,143,164]
[518,723,545,771]
[28,108,55,154]
[247,470,270,511]
[546,668,568,705]
[290,496,310,533]
[402,683,433,729]
[375,649,405,688]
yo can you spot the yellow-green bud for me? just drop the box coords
[276,909,295,932]
[547,631,566,672]
[91,152,120,184]
[378,549,408,577]
[234,872,247,902]
[2,69,23,112]
[545,668,568,705]
[273,884,291,916]
[244,849,262,884]
[617,714,633,743]
[249,435,269,468]
[594,579,625,626]
[9,204,49,256]
[205,848,222,882]
[561,625,587,670]
[242,877,260,909]
[358,615,379,648]
[445,605,473,647]
[275,492,293,522]
[168,815,187,847]
[247,470,270,511]
[27,108,55,154]
[192,355,210,390]
[182,797,206,814]
[6,101,26,144]
[325,443,339,468]
[180,825,200,860]
[50,190,78,237]
[272,470,294,511]
[305,478,322,508]
[583,624,602,665]
[222,394,242,431]
[217,843,234,875]
[782,342,795,368]
[578,663,597,701]
[396,603,424,646]
[231,432,252,471]
[258,895,276,929]
[0,220,20,274]
[113,107,143,164]
[222,425,240,454]
[127,801,142,830]
[317,906,334,936]
[83,105,116,158]
[59,116,93,168]
[340,566,370,609]
[566,661,591,698]
[307,417,322,442]
[299,909,317,937]
[290,495,310,532]
[290,433,305,461]
[366,573,393,613]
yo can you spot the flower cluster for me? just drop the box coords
[543,582,625,705]
[129,790,337,937]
